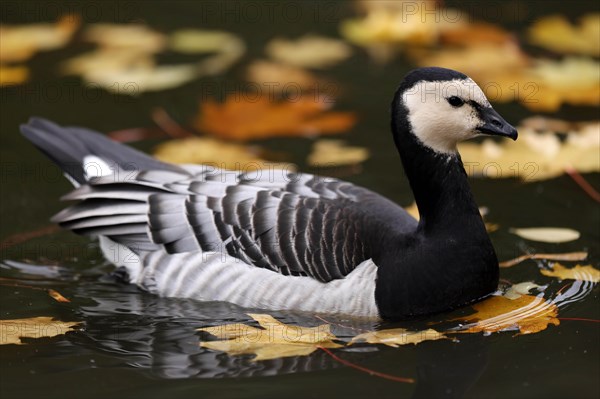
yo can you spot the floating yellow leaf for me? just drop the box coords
[529,14,600,56]
[0,65,29,86]
[62,25,244,95]
[0,317,79,345]
[307,140,369,167]
[509,227,580,243]
[540,263,600,283]
[459,123,600,180]
[198,313,341,361]
[500,251,588,268]
[0,14,80,63]
[455,295,559,335]
[169,29,244,55]
[82,62,200,94]
[504,282,544,300]
[340,2,452,47]
[266,35,352,68]
[350,328,446,348]
[153,136,293,172]
[83,23,167,53]
[525,57,600,111]
[195,95,356,141]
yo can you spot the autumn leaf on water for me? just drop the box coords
[0,65,29,87]
[153,136,294,171]
[500,251,588,268]
[83,23,167,53]
[0,14,80,63]
[265,35,352,69]
[453,295,559,335]
[194,95,356,141]
[350,328,446,348]
[48,289,70,303]
[62,25,245,94]
[528,14,600,56]
[503,282,545,300]
[0,317,79,345]
[458,122,600,181]
[540,263,600,283]
[246,60,318,92]
[307,139,369,167]
[198,313,341,361]
[439,22,515,47]
[509,227,581,243]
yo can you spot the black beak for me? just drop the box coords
[476,107,518,140]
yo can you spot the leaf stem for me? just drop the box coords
[317,346,414,384]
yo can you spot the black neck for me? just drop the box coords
[391,99,482,234]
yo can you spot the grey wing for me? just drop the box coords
[53,167,413,283]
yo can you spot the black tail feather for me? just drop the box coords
[20,117,183,184]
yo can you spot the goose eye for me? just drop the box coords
[447,96,464,107]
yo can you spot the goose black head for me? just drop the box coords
[392,67,518,154]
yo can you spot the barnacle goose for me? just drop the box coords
[21,67,517,320]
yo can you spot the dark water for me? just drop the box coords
[1,1,599,398]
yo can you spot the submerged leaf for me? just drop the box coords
[195,95,356,141]
[350,328,446,348]
[0,317,79,345]
[198,313,341,361]
[540,263,600,283]
[509,227,580,243]
[266,35,352,68]
[454,295,559,335]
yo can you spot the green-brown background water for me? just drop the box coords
[1,1,598,398]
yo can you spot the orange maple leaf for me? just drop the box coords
[194,95,356,141]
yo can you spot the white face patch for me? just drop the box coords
[402,78,491,154]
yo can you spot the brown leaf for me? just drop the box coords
[194,95,356,141]
[454,295,559,335]
[0,317,79,345]
[198,313,341,361]
[500,252,588,268]
[440,22,515,47]
[350,328,446,348]
[540,263,600,283]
